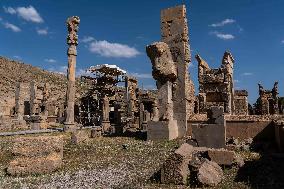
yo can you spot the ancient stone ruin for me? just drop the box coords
[0,3,284,189]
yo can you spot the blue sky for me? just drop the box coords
[0,0,284,104]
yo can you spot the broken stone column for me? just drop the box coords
[64,16,80,131]
[161,143,194,185]
[15,82,25,120]
[161,5,195,137]
[146,42,178,141]
[102,95,111,133]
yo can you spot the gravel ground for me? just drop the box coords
[0,134,178,189]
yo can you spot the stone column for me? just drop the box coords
[64,16,80,131]
[139,102,144,128]
[29,81,37,115]
[161,5,195,137]
[102,95,111,132]
[15,82,25,120]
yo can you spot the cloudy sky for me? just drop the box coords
[0,0,284,103]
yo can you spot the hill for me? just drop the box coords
[0,56,68,114]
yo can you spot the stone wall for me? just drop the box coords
[233,90,248,115]
[196,52,235,115]
[188,115,283,141]
[7,135,63,176]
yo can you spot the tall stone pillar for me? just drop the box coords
[146,42,178,141]
[102,95,111,133]
[161,5,195,137]
[64,16,80,131]
[15,82,25,120]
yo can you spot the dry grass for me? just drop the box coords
[0,133,283,188]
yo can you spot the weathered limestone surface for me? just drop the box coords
[7,135,63,176]
[146,42,177,82]
[197,159,223,186]
[161,143,194,185]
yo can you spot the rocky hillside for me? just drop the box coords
[0,56,68,111]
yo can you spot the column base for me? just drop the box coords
[102,121,111,133]
[64,122,77,132]
[147,120,178,141]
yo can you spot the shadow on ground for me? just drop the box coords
[235,141,284,189]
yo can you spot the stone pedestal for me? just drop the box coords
[147,120,178,141]
[102,121,111,133]
[141,121,148,131]
[91,126,102,138]
[275,120,284,152]
[30,115,48,130]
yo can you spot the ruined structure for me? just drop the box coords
[88,64,127,133]
[196,52,235,115]
[255,82,279,115]
[192,106,226,148]
[64,16,80,131]
[146,5,195,139]
[29,82,50,129]
[234,90,248,115]
[15,82,30,120]
[146,42,178,140]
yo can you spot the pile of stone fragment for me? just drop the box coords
[157,143,244,187]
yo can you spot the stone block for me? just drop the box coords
[147,120,178,141]
[7,152,62,176]
[12,135,63,157]
[275,121,284,152]
[161,143,194,185]
[197,159,223,186]
[91,127,102,138]
[207,149,236,166]
[192,123,226,149]
[71,129,91,144]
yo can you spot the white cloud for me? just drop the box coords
[76,69,91,77]
[48,66,90,77]
[3,22,21,32]
[3,7,16,14]
[143,84,157,90]
[81,36,95,43]
[281,40,284,44]
[37,28,48,35]
[13,55,22,60]
[234,79,240,83]
[242,72,253,76]
[44,58,56,63]
[89,40,140,58]
[209,18,236,27]
[48,66,67,75]
[211,31,235,40]
[4,6,43,23]
[129,72,152,79]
